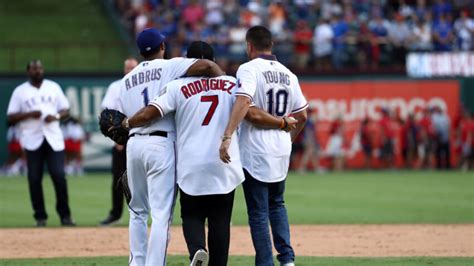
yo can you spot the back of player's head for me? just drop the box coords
[246,26,273,51]
[26,59,42,71]
[136,28,166,58]
[186,41,214,61]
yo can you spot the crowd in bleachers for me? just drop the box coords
[114,0,474,71]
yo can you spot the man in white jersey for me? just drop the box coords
[6,60,76,227]
[99,57,138,226]
[119,29,225,266]
[220,26,308,266]
[119,41,297,266]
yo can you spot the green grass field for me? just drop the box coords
[0,171,473,227]
[0,0,128,73]
[0,171,473,265]
[1,256,473,266]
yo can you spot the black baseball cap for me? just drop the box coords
[136,28,166,54]
[186,41,214,61]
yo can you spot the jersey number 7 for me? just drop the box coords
[201,95,219,126]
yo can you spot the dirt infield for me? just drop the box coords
[0,225,473,259]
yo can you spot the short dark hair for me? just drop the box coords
[140,45,162,59]
[246,26,272,51]
[26,59,42,71]
[186,41,214,61]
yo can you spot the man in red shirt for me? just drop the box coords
[417,108,435,169]
[459,110,474,170]
[293,20,313,69]
[379,108,395,168]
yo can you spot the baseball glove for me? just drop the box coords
[99,109,128,145]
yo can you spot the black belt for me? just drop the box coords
[129,131,167,138]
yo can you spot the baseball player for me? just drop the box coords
[6,59,76,227]
[219,26,308,266]
[119,29,224,266]
[99,57,138,226]
[121,41,297,266]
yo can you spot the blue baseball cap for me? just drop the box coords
[136,28,166,54]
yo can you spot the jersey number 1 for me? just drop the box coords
[201,95,219,126]
[141,87,149,106]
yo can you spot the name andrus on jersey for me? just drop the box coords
[181,78,236,99]
[125,68,163,90]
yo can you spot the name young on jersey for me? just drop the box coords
[181,78,236,99]
[262,71,290,86]
[125,68,162,90]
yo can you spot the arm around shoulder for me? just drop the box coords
[186,59,225,77]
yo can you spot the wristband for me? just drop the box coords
[279,117,288,130]
[55,114,61,120]
[222,135,231,141]
[123,118,130,130]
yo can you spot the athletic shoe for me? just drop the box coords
[190,249,208,266]
[36,219,46,227]
[281,262,295,266]
[61,217,76,227]
[99,215,121,226]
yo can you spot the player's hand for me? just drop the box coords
[219,137,232,164]
[28,111,42,119]
[282,116,298,132]
[44,114,58,123]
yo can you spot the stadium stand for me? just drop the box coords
[112,0,474,74]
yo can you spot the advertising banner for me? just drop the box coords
[300,80,460,168]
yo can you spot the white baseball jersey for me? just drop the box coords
[7,79,70,151]
[236,55,308,183]
[119,57,197,139]
[150,75,244,196]
[101,79,123,111]
[120,57,196,266]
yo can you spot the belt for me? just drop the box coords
[129,131,167,138]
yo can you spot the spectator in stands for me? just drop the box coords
[182,0,205,30]
[414,0,430,20]
[357,19,378,69]
[378,108,395,168]
[268,1,286,35]
[205,0,224,27]
[431,0,453,22]
[432,106,451,169]
[331,14,349,69]
[298,107,321,174]
[369,13,391,67]
[397,0,414,19]
[359,117,373,169]
[454,10,474,51]
[432,13,455,51]
[313,17,334,70]
[410,17,433,51]
[293,20,313,69]
[389,14,410,67]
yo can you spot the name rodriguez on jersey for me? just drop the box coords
[180,78,236,99]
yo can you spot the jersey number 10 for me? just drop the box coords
[266,88,288,116]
